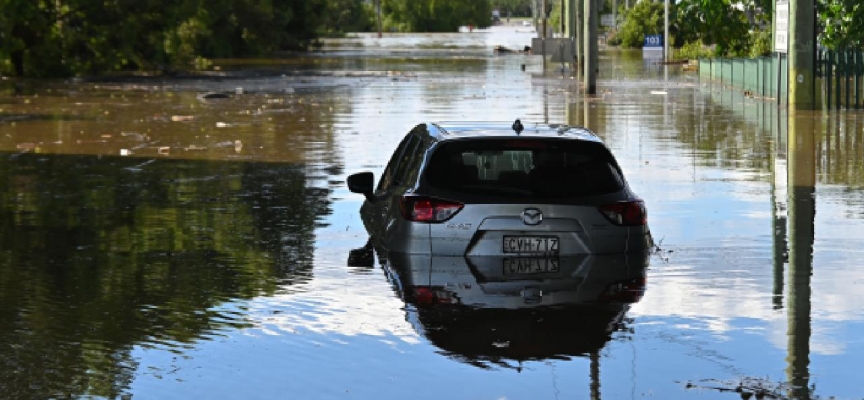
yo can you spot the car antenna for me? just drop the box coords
[512,119,524,134]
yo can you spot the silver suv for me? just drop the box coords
[347,120,652,259]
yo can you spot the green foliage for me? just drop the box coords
[0,0,375,77]
[819,0,864,49]
[616,1,664,48]
[494,0,533,17]
[674,0,752,57]
[382,0,493,32]
[749,29,772,57]
[549,1,562,35]
[606,29,622,46]
[320,0,375,37]
[676,39,714,60]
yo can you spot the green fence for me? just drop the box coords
[698,56,788,103]
[817,49,864,110]
[700,50,864,110]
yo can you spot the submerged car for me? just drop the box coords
[347,120,652,258]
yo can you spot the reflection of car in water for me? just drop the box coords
[350,247,649,366]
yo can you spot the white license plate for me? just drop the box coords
[503,235,559,254]
[503,257,561,275]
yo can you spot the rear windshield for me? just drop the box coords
[424,139,624,198]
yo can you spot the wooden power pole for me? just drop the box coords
[788,0,816,109]
[584,0,598,94]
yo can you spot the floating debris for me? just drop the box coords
[681,377,808,400]
[16,142,38,150]
[121,132,148,141]
[171,115,194,122]
[212,140,243,152]
[197,92,231,101]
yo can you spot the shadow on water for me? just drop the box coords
[0,152,332,398]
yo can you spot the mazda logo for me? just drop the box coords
[521,208,543,225]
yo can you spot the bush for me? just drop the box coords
[748,29,772,58]
[606,29,621,46]
[676,40,713,60]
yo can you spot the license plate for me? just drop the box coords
[503,257,560,275]
[503,235,559,254]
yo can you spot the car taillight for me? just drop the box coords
[600,277,647,303]
[411,286,458,306]
[400,195,463,223]
[598,200,647,226]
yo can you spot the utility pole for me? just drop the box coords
[565,0,579,74]
[788,0,816,109]
[786,111,815,400]
[561,0,566,34]
[376,0,382,38]
[664,0,670,61]
[584,0,598,94]
[577,0,583,77]
[542,0,548,39]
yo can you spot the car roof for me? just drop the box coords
[428,121,603,143]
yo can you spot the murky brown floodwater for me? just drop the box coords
[1,25,863,399]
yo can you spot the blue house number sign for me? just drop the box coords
[644,34,663,48]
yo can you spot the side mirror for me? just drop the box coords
[347,172,374,200]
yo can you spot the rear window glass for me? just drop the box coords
[424,139,624,197]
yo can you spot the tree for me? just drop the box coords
[819,0,864,49]
[493,0,533,17]
[0,0,375,77]
[616,0,664,48]
[382,0,493,32]
[674,0,752,56]
[0,0,60,76]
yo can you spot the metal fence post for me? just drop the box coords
[827,51,833,109]
[855,50,861,110]
[845,50,851,109]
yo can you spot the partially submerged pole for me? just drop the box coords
[376,0,382,38]
[664,0,669,61]
[584,0,598,94]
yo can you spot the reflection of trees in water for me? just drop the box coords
[695,91,864,216]
[240,162,332,282]
[0,154,332,398]
[674,93,775,173]
[818,114,864,189]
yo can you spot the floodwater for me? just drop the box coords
[1,24,863,400]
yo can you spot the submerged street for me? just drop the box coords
[1,25,863,399]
